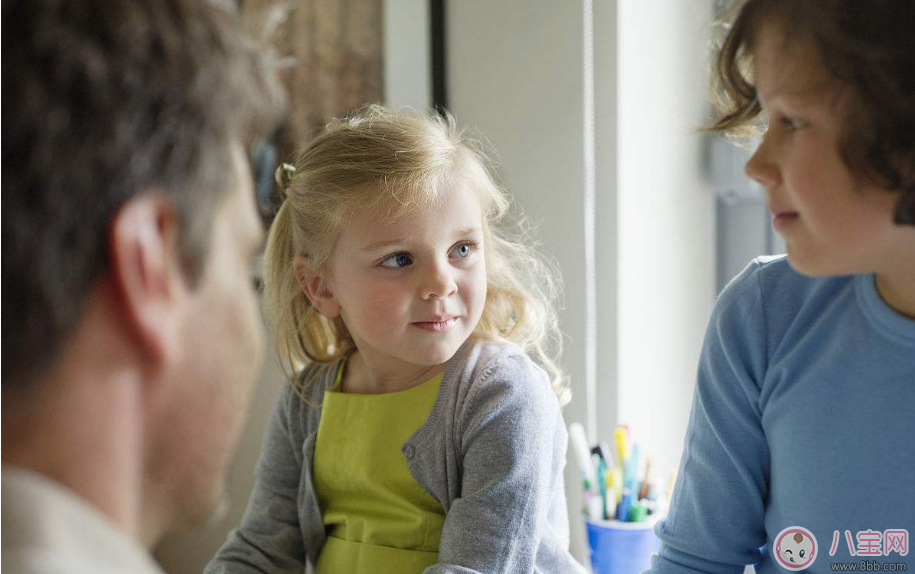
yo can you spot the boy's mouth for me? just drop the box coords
[771,210,799,230]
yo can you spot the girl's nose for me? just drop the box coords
[421,262,458,300]
[744,136,780,188]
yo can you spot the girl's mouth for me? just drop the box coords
[411,317,458,332]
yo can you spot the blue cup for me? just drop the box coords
[585,517,659,574]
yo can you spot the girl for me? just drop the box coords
[206,105,586,574]
[652,1,915,573]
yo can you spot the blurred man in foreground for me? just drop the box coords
[2,0,283,571]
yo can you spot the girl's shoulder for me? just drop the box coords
[438,339,562,448]
[453,337,543,378]
[447,338,556,409]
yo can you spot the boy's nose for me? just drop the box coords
[744,138,780,189]
[421,263,458,300]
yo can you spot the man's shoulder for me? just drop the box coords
[2,550,159,574]
[2,468,165,574]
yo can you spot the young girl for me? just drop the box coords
[206,105,586,574]
[652,1,915,573]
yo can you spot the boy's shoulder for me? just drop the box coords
[726,254,795,293]
[716,255,856,336]
[722,255,850,305]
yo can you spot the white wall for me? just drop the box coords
[383,0,430,110]
[617,1,717,489]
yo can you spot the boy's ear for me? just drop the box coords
[294,256,341,318]
[109,193,185,366]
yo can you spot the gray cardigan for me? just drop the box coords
[206,338,586,574]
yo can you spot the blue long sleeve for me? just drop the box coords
[651,257,915,574]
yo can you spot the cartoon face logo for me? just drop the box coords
[773,526,818,571]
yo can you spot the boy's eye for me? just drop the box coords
[779,116,806,131]
[380,253,412,268]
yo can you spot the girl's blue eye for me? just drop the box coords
[451,243,474,258]
[380,253,412,268]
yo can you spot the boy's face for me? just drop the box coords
[317,181,487,379]
[745,19,904,277]
[151,142,265,528]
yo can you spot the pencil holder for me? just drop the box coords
[584,517,659,574]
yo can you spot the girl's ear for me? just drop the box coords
[294,256,341,318]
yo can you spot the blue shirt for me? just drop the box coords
[652,256,915,574]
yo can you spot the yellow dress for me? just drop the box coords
[314,364,446,574]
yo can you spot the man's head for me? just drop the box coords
[2,0,283,540]
[2,0,282,387]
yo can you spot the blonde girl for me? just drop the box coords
[207,105,586,574]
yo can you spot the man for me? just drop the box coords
[1,0,284,571]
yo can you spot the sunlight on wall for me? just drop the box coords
[617,0,717,483]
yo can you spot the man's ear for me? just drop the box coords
[294,256,341,318]
[109,193,185,366]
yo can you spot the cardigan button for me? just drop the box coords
[404,445,416,459]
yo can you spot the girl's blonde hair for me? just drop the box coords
[263,105,569,404]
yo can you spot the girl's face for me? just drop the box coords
[745,20,903,277]
[315,180,487,375]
